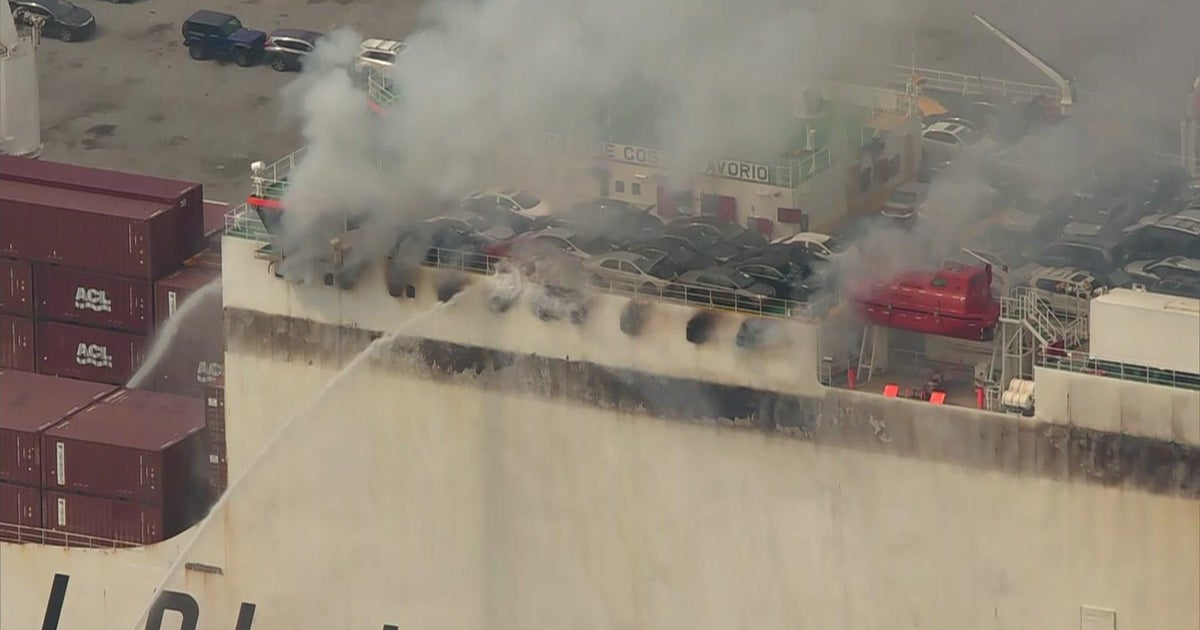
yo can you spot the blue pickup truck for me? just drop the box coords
[181,10,267,67]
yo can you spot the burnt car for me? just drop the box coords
[732,252,825,302]
[663,223,740,262]
[664,267,781,312]
[666,216,768,251]
[9,0,94,41]
[265,28,324,72]
[559,198,664,244]
[630,235,717,272]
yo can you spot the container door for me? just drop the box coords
[716,195,737,223]
[141,455,158,494]
[656,185,678,218]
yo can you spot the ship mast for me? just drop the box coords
[0,0,43,157]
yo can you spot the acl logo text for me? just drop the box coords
[196,361,224,384]
[75,343,113,368]
[74,287,113,312]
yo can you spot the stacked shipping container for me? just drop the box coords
[0,371,116,538]
[0,157,221,392]
[0,158,224,546]
[39,388,208,544]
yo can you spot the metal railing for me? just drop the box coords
[250,146,307,198]
[224,203,271,244]
[999,286,1087,349]
[886,64,1062,101]
[424,247,839,320]
[1038,348,1200,391]
[367,69,398,109]
[0,523,140,549]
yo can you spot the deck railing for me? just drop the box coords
[885,64,1063,101]
[1038,348,1200,391]
[0,523,140,549]
[224,208,839,321]
[250,147,307,198]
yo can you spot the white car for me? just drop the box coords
[1020,265,1103,314]
[354,38,406,75]
[462,188,553,218]
[770,232,859,265]
[921,120,996,162]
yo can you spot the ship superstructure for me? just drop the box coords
[0,64,1198,630]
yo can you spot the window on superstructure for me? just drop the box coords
[631,182,642,196]
[615,180,626,193]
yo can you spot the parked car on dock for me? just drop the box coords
[182,10,267,67]
[264,28,324,72]
[9,0,94,41]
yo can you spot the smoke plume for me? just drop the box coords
[275,0,936,276]
[274,0,1200,287]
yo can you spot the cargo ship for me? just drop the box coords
[3,70,1200,630]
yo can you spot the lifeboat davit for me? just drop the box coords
[849,263,1001,341]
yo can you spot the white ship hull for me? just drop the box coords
[2,236,1198,630]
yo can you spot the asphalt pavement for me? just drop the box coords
[31,0,421,204]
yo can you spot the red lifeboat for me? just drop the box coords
[848,262,1001,341]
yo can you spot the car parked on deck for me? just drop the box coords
[264,28,324,72]
[9,0,94,41]
[881,182,930,220]
[584,251,679,293]
[182,10,267,67]
[770,232,858,267]
[354,38,406,75]
[665,267,780,312]
[666,216,768,251]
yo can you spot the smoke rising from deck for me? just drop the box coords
[275,0,932,276]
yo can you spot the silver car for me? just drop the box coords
[881,183,929,219]
[583,251,677,293]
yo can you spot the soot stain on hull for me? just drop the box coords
[228,309,1200,499]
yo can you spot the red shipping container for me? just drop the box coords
[34,265,153,334]
[42,389,208,512]
[0,258,33,318]
[183,249,221,272]
[202,200,228,238]
[0,181,187,280]
[0,156,205,259]
[151,271,223,398]
[42,490,166,545]
[0,370,115,486]
[0,315,35,372]
[0,483,42,527]
[35,321,146,385]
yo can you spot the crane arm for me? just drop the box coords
[973,13,1075,108]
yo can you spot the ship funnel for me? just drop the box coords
[0,0,42,157]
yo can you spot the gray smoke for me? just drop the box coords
[275,0,937,272]
[275,0,1200,286]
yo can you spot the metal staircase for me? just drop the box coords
[999,286,1088,350]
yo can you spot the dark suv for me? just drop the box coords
[181,10,267,67]
[8,0,95,42]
